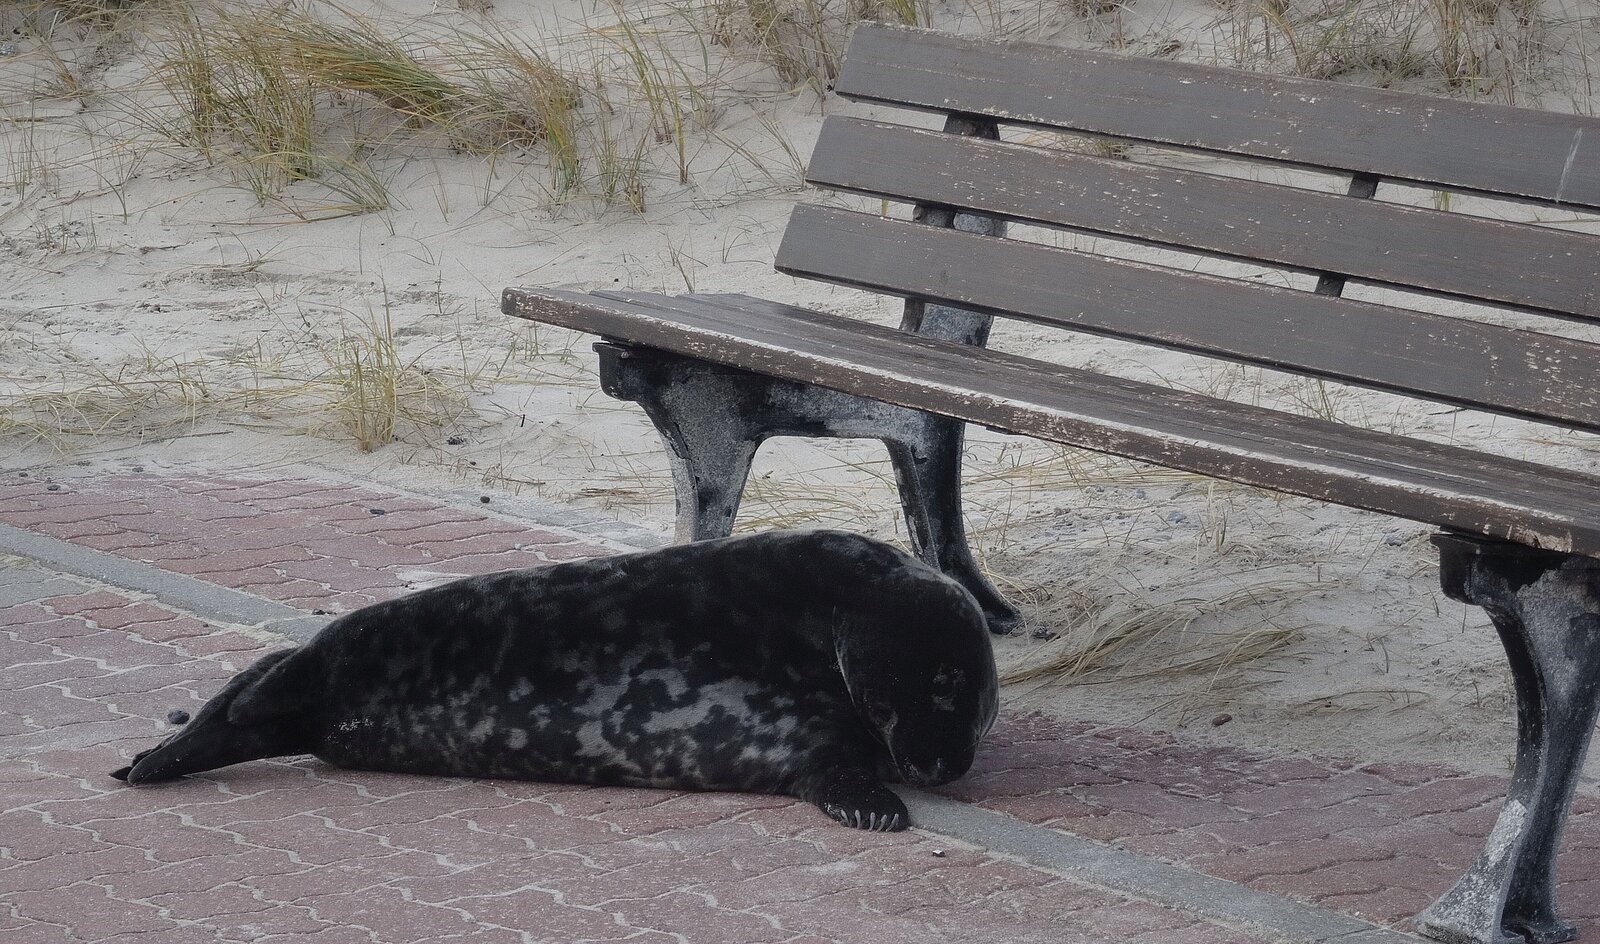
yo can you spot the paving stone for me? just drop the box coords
[6,882,174,938]
[299,885,487,941]
[0,924,75,944]
[0,846,154,891]
[612,891,794,943]
[3,469,1598,944]
[94,926,222,944]
[0,602,55,627]
[105,849,307,899]
[116,616,215,644]
[1191,837,1396,882]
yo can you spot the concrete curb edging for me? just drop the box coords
[898,791,1426,943]
[0,522,328,643]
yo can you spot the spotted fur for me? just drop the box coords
[112,530,999,831]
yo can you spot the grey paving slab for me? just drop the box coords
[0,523,327,642]
[900,789,1426,943]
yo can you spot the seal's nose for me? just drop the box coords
[902,758,953,786]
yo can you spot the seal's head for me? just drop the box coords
[835,586,999,787]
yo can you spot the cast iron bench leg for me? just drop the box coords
[595,342,1023,632]
[597,347,764,543]
[1416,534,1600,944]
[888,414,1020,632]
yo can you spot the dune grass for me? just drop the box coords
[0,303,500,452]
[138,3,589,215]
[706,0,930,92]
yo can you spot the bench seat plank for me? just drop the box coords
[808,117,1600,321]
[836,24,1600,210]
[773,205,1600,432]
[502,286,1600,556]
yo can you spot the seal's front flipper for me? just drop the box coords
[114,648,309,786]
[804,767,910,832]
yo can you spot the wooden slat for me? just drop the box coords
[806,117,1600,321]
[772,205,1600,432]
[1313,173,1381,298]
[836,24,1600,211]
[502,286,1600,556]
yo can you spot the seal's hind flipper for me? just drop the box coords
[227,647,318,725]
[803,767,910,832]
[116,648,308,785]
[110,746,157,781]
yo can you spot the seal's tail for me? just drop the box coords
[112,647,312,785]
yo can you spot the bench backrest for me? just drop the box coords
[775,24,1600,434]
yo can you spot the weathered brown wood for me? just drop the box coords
[773,205,1600,432]
[1314,173,1381,298]
[835,24,1600,211]
[806,118,1600,321]
[503,286,1600,556]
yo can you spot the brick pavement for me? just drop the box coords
[2,468,1597,942]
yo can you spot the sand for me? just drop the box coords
[4,0,1600,782]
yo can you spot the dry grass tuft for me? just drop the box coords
[1217,0,1557,95]
[707,0,930,93]
[1003,575,1315,688]
[0,306,496,453]
[311,304,473,453]
[142,2,586,213]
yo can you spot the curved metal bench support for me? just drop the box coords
[1416,534,1600,944]
[595,342,1020,633]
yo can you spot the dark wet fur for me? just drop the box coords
[113,530,999,831]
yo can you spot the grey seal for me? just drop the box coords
[112,529,999,831]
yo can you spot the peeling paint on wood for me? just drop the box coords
[503,287,1600,558]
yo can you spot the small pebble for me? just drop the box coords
[17,471,27,477]
[0,41,18,58]
[369,507,387,516]
[1133,489,1146,499]
[1384,534,1404,547]
[1167,510,1188,524]
[167,709,191,725]
[131,466,144,472]
[446,435,466,446]
[479,496,491,504]
[312,608,328,616]
[931,849,945,858]
[1211,713,1233,727]
[1030,629,1059,641]
[46,484,60,492]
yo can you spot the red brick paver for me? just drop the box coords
[3,468,1598,942]
[3,587,1270,944]
[945,718,1600,932]
[0,473,595,614]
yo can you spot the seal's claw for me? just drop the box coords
[813,770,910,831]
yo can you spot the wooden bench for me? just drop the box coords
[504,25,1600,944]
